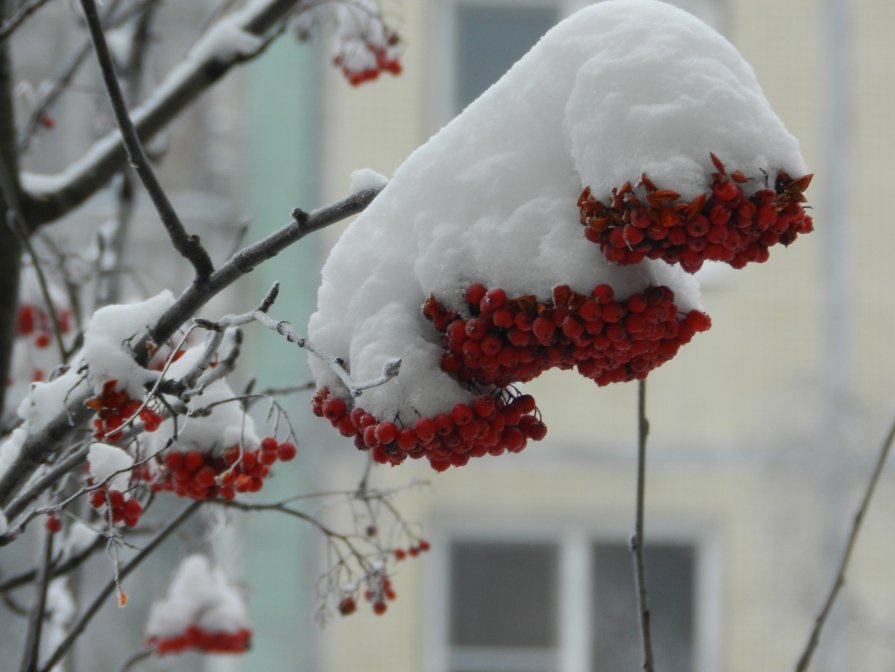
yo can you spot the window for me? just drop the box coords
[433,0,725,125]
[437,534,715,672]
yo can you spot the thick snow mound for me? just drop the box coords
[307,0,806,460]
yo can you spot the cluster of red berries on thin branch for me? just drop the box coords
[425,282,711,388]
[312,387,545,471]
[85,380,163,442]
[147,626,252,655]
[16,303,71,349]
[335,35,402,86]
[147,438,297,501]
[578,153,813,273]
[88,487,144,528]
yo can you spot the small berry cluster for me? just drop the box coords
[147,626,252,655]
[393,538,430,561]
[88,487,143,527]
[425,282,711,388]
[148,438,296,501]
[578,153,814,273]
[335,37,402,86]
[85,380,163,442]
[312,387,545,471]
[16,304,71,349]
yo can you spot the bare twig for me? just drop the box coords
[79,0,214,280]
[118,649,151,672]
[794,415,895,671]
[0,0,53,42]
[630,379,655,672]
[18,526,54,672]
[0,530,105,592]
[38,500,201,672]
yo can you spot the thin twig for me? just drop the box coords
[79,0,214,280]
[18,526,54,672]
[118,649,151,672]
[0,531,105,592]
[630,379,655,672]
[0,0,53,42]
[794,415,895,671]
[38,500,201,672]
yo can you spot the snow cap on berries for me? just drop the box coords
[308,0,712,428]
[88,442,134,492]
[81,291,175,399]
[145,554,249,642]
[563,0,806,200]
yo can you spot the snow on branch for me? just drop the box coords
[20,0,307,229]
[0,186,382,521]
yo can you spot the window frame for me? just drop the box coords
[425,517,722,672]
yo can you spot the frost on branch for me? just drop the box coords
[308,0,811,470]
[145,554,251,655]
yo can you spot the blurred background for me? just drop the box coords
[3,0,894,671]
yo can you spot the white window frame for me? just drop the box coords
[425,517,722,672]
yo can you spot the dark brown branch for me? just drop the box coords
[38,501,201,672]
[22,0,305,228]
[79,0,214,280]
[630,379,655,672]
[0,186,381,514]
[794,415,895,671]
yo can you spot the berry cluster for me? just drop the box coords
[335,37,402,86]
[147,626,252,655]
[312,387,545,471]
[393,538,430,560]
[148,438,296,501]
[85,380,163,442]
[425,282,711,388]
[88,487,143,527]
[16,303,71,349]
[578,153,813,273]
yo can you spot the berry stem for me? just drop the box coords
[630,379,655,672]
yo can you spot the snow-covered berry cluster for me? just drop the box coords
[579,153,813,273]
[148,437,297,501]
[426,281,711,388]
[148,626,252,655]
[312,386,544,471]
[334,37,402,86]
[85,379,163,442]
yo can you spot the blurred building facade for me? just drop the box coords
[308,1,895,672]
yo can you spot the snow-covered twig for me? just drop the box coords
[37,501,201,672]
[0,186,380,512]
[794,415,895,672]
[22,0,307,228]
[629,379,655,672]
[249,283,401,397]
[79,0,215,281]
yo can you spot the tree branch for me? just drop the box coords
[0,186,382,513]
[37,500,201,672]
[0,0,53,43]
[630,379,655,672]
[794,415,895,671]
[21,0,306,229]
[79,0,214,280]
[18,527,54,672]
